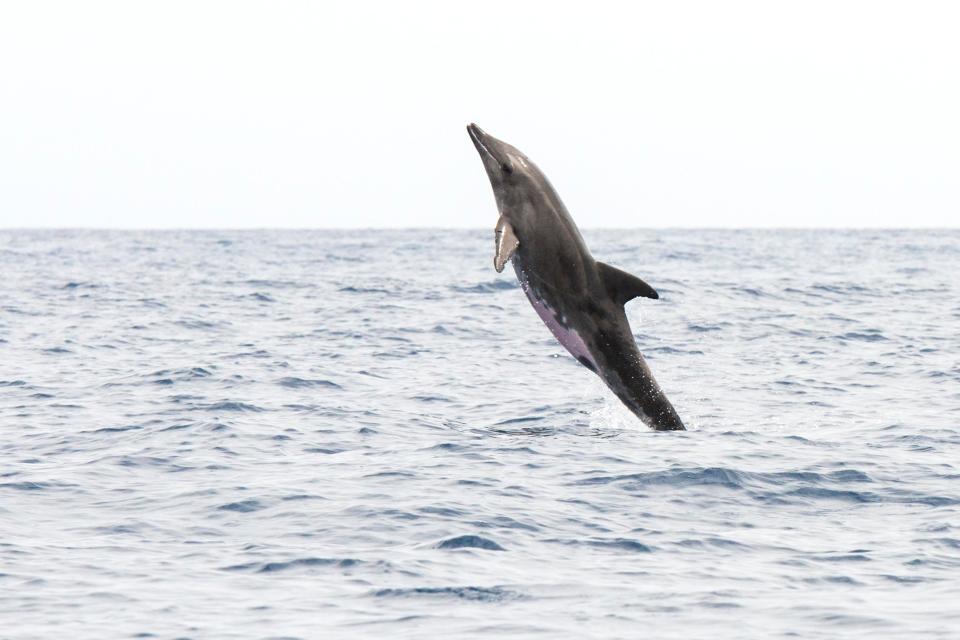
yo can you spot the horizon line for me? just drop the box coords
[1,226,958,232]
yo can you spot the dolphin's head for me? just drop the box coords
[467,123,542,220]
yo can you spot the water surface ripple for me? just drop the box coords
[1,229,958,639]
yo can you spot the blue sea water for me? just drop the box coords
[0,229,958,639]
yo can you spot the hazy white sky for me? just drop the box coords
[1,1,958,228]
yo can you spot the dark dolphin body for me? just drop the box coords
[467,123,685,431]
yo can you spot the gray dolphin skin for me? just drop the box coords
[467,123,685,431]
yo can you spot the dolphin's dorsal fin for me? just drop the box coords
[596,261,659,305]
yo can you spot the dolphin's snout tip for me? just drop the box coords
[467,123,484,141]
[467,123,487,152]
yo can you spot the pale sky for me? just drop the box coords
[1,1,958,228]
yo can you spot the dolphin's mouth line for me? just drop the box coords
[472,134,492,158]
[467,124,495,161]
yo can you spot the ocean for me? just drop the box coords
[1,229,958,639]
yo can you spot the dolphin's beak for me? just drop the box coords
[467,123,492,158]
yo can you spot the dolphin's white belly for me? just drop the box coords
[520,282,597,372]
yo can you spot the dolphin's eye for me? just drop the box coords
[501,162,513,174]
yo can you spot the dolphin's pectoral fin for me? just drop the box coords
[597,261,659,305]
[494,216,519,273]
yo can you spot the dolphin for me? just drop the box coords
[467,123,685,431]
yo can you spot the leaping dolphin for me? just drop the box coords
[467,123,685,431]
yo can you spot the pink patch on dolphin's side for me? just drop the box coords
[522,284,597,372]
